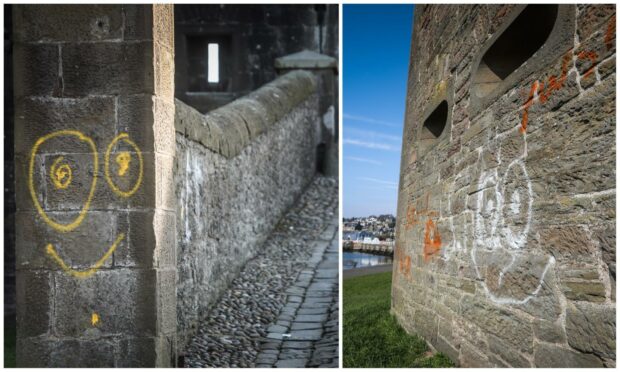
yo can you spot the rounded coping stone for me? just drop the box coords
[174,70,317,159]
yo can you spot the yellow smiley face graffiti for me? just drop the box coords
[29,131,143,279]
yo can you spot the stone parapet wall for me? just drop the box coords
[175,70,317,158]
[174,71,319,349]
[393,4,615,367]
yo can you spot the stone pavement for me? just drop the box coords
[254,225,339,368]
[182,177,338,368]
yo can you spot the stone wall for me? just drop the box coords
[13,5,177,367]
[393,4,615,367]
[174,71,319,349]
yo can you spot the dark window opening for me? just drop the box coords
[472,5,559,98]
[421,100,448,140]
[187,34,232,92]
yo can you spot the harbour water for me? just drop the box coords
[343,251,393,270]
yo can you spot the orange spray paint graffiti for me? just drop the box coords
[423,219,442,262]
[404,192,443,261]
[578,50,598,80]
[521,19,614,134]
[399,255,411,279]
[405,205,417,230]
[520,52,571,134]
[605,15,616,51]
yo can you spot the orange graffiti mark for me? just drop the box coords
[399,255,412,278]
[405,205,417,230]
[578,50,598,80]
[520,51,571,134]
[423,218,442,262]
[394,243,411,279]
[520,81,538,134]
[605,15,616,51]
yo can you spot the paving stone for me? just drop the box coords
[267,325,288,334]
[282,341,314,349]
[298,307,329,315]
[291,322,323,331]
[295,314,328,323]
[255,216,339,368]
[275,359,308,368]
[289,329,323,341]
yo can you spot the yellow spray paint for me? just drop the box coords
[50,156,72,189]
[28,130,98,233]
[115,151,131,176]
[105,133,143,198]
[91,313,100,327]
[45,233,125,278]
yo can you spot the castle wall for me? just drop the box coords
[393,4,616,367]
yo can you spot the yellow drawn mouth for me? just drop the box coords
[45,233,125,279]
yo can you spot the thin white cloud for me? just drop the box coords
[357,177,398,187]
[343,113,399,127]
[344,127,401,142]
[343,138,400,152]
[370,184,398,190]
[345,156,382,165]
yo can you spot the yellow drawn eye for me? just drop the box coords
[50,156,72,189]
[28,130,98,233]
[105,133,143,198]
[115,151,131,177]
[91,312,100,327]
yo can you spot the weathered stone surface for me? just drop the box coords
[13,4,177,367]
[393,4,616,368]
[534,343,604,367]
[533,319,566,344]
[565,301,615,359]
[592,224,616,279]
[562,280,607,302]
[175,91,320,348]
[62,42,155,97]
[175,71,317,159]
[460,296,533,353]
[13,5,124,42]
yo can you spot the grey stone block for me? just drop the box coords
[62,42,154,97]
[53,269,157,338]
[14,5,124,42]
[16,271,51,337]
[13,43,60,98]
[534,343,604,367]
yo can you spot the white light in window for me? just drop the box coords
[208,43,219,83]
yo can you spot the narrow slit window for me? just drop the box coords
[207,43,219,83]
[472,5,559,98]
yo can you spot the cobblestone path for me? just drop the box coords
[254,227,339,368]
[183,177,338,368]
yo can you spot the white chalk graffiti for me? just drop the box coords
[444,127,554,304]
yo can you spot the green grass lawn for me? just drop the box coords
[343,271,454,368]
[4,317,16,368]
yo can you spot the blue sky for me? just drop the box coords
[343,4,414,218]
